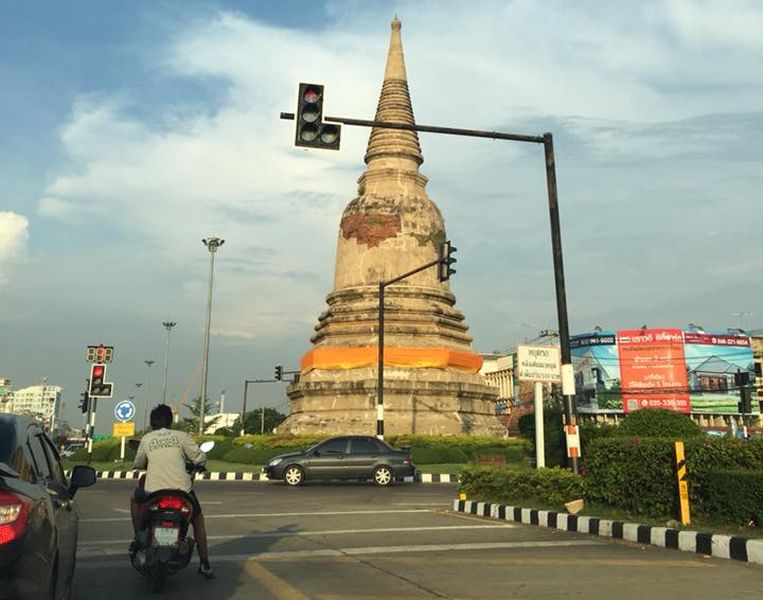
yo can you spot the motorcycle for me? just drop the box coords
[127,439,215,593]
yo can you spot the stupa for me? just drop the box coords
[283,17,503,436]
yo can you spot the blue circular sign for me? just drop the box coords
[114,400,136,423]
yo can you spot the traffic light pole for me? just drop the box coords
[377,256,445,440]
[281,112,578,471]
[240,378,279,436]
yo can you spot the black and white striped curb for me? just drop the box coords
[65,470,458,483]
[454,499,763,566]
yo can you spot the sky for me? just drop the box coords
[1,0,761,432]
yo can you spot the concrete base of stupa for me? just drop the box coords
[282,367,505,437]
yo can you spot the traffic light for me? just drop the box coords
[274,365,283,381]
[438,240,457,282]
[734,371,751,387]
[738,387,752,414]
[294,83,341,150]
[88,363,113,398]
[79,390,90,414]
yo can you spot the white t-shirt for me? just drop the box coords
[133,428,206,493]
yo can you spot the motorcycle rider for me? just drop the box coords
[130,404,215,579]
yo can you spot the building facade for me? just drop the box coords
[2,384,61,431]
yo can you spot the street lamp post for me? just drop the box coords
[199,236,224,435]
[143,361,154,431]
[161,321,177,405]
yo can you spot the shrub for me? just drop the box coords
[702,470,763,526]
[517,405,566,466]
[460,465,584,507]
[617,409,701,439]
[389,435,528,465]
[584,437,763,519]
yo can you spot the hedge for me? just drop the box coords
[584,437,763,519]
[617,409,702,439]
[459,465,584,508]
[702,470,763,526]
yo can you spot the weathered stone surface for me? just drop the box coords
[283,18,502,437]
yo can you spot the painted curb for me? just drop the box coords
[453,499,763,566]
[64,470,459,483]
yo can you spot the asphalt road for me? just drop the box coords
[73,480,762,600]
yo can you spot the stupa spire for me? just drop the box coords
[362,17,424,178]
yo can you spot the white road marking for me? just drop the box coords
[111,508,130,514]
[81,508,430,523]
[77,540,600,568]
[79,523,517,548]
[393,502,448,506]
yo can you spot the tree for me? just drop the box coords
[180,396,221,434]
[232,408,287,435]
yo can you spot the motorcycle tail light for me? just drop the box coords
[150,496,191,514]
[0,490,29,546]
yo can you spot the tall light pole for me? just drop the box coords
[199,236,224,435]
[161,321,177,405]
[142,360,154,431]
[134,383,143,430]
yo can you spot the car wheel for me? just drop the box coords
[283,465,304,486]
[373,465,393,487]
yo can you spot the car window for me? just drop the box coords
[27,428,53,482]
[0,421,16,464]
[350,438,381,454]
[40,434,68,487]
[317,438,347,454]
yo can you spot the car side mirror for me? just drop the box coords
[199,441,215,453]
[312,450,321,457]
[127,438,140,451]
[68,465,96,498]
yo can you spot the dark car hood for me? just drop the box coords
[270,452,305,461]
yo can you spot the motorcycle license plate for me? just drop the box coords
[153,526,179,546]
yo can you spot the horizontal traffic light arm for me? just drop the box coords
[280,113,545,144]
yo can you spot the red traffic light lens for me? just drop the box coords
[303,87,321,103]
[92,365,104,378]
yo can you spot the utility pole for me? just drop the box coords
[161,321,177,405]
[143,360,154,431]
[199,236,224,435]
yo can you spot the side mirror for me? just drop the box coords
[199,441,215,453]
[127,438,140,451]
[68,465,96,498]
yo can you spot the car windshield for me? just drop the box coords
[0,421,16,464]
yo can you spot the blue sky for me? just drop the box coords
[1,0,761,431]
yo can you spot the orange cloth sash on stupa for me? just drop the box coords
[300,347,483,374]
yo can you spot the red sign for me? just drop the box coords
[617,329,690,413]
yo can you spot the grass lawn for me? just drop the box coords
[421,462,524,475]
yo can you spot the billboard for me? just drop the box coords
[617,329,689,413]
[571,329,756,414]
[683,332,755,413]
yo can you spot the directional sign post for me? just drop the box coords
[113,400,136,461]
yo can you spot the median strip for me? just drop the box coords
[453,499,763,566]
[65,470,459,483]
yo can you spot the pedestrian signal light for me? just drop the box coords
[295,83,341,150]
[438,241,458,282]
[274,365,283,381]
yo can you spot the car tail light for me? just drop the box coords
[0,490,29,546]
[150,496,191,514]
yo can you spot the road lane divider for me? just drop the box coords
[453,499,763,567]
[64,470,459,483]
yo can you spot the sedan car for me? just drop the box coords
[0,413,96,600]
[264,436,415,486]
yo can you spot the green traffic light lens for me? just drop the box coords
[300,124,319,142]
[320,125,339,144]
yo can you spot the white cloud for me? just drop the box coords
[32,3,763,346]
[0,212,29,280]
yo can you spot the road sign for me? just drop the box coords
[113,422,135,437]
[114,400,136,423]
[517,345,561,383]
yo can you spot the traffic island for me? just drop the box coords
[453,499,763,566]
